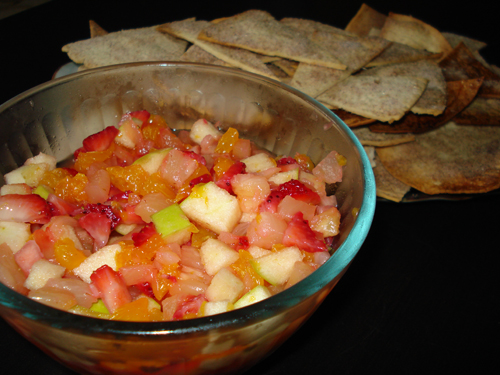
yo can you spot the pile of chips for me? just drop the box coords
[62,4,500,202]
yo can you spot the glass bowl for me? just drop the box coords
[0,62,376,375]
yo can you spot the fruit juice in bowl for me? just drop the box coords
[0,62,375,374]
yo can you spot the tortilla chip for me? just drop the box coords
[197,10,347,70]
[317,75,428,123]
[379,13,453,54]
[441,31,487,51]
[270,59,298,77]
[89,20,108,38]
[352,126,415,146]
[281,17,390,72]
[439,42,500,98]
[369,77,483,133]
[180,45,231,66]
[365,40,440,67]
[453,97,500,126]
[332,109,376,128]
[376,121,500,194]
[289,63,351,98]
[372,152,411,202]
[158,18,279,80]
[62,26,188,69]
[345,3,387,37]
[360,60,447,116]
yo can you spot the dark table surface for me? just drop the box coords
[1,1,499,374]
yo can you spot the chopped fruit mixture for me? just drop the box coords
[0,112,345,321]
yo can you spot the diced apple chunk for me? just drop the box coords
[0,183,32,196]
[268,168,299,185]
[24,259,65,291]
[247,245,272,259]
[0,221,31,253]
[250,246,304,286]
[73,243,122,283]
[24,152,57,170]
[233,285,272,309]
[132,148,171,175]
[200,238,240,276]
[180,182,241,234]
[189,119,222,145]
[241,153,277,173]
[204,300,233,316]
[205,267,244,303]
[4,164,50,187]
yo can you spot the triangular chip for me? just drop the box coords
[332,109,376,128]
[270,59,298,77]
[197,10,347,70]
[89,20,108,38]
[281,17,390,72]
[180,45,231,67]
[365,40,440,67]
[352,126,415,147]
[359,60,447,115]
[369,77,483,133]
[345,3,387,37]
[158,18,279,80]
[372,152,411,202]
[317,75,428,123]
[441,31,487,51]
[376,121,500,194]
[379,13,453,54]
[62,26,188,69]
[439,42,500,98]
[289,63,351,98]
[453,97,500,126]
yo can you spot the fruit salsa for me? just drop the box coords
[0,111,344,321]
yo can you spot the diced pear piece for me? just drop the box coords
[268,168,300,185]
[200,238,240,276]
[205,267,244,303]
[250,246,304,286]
[234,285,272,309]
[0,221,31,253]
[73,243,122,283]
[151,203,197,240]
[247,245,272,259]
[24,259,65,291]
[204,300,233,316]
[241,153,277,173]
[0,183,32,195]
[24,152,57,170]
[132,148,171,175]
[114,223,137,236]
[180,182,241,234]
[189,119,222,145]
[4,152,57,187]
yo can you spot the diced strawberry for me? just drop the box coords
[260,179,321,213]
[132,223,158,247]
[184,150,207,166]
[189,174,212,188]
[32,228,55,259]
[172,294,206,320]
[90,265,132,314]
[129,110,150,125]
[82,126,119,152]
[0,194,51,224]
[14,240,44,276]
[283,212,327,253]
[47,193,79,216]
[157,127,186,150]
[78,212,112,250]
[82,203,121,229]
[135,282,156,299]
[119,204,146,225]
[215,161,246,194]
[276,157,297,166]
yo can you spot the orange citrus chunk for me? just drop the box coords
[74,146,114,173]
[54,238,87,270]
[295,153,315,172]
[230,250,264,291]
[215,127,239,154]
[40,168,74,190]
[110,297,163,322]
[54,173,89,204]
[212,157,235,179]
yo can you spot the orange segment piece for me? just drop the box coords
[54,238,87,270]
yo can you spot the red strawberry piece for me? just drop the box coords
[260,179,321,213]
[283,212,327,253]
[215,161,246,194]
[90,265,132,314]
[173,294,206,320]
[0,194,51,224]
[132,223,157,247]
[184,150,207,166]
[129,110,150,125]
[32,228,55,259]
[14,240,44,276]
[189,173,212,188]
[119,204,146,225]
[82,126,119,152]
[47,194,79,216]
[276,157,297,166]
[83,203,121,229]
[79,212,112,250]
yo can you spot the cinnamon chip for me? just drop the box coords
[89,20,108,38]
[453,97,500,126]
[352,127,415,147]
[345,3,387,37]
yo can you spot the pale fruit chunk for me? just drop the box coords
[241,153,277,173]
[33,185,51,200]
[151,203,197,240]
[200,238,240,276]
[180,182,241,234]
[4,164,50,187]
[24,259,65,291]
[73,243,122,283]
[204,300,233,316]
[247,245,272,259]
[268,168,299,185]
[0,183,32,196]
[132,148,171,175]
[189,119,222,145]
[25,153,57,170]
[284,261,315,289]
[114,223,137,236]
[0,221,31,254]
[277,195,316,222]
[250,246,304,286]
[233,285,272,309]
[205,267,244,303]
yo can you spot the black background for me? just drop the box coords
[1,1,499,374]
